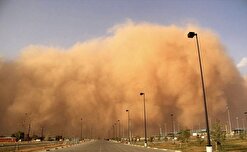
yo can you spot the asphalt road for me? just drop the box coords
[53,140,176,152]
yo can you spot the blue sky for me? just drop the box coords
[0,0,246,74]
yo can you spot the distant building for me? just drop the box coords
[233,128,245,135]
[191,129,207,137]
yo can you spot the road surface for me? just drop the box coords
[53,140,176,152]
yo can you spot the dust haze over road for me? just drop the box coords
[54,140,174,152]
[0,21,246,138]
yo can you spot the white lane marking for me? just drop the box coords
[99,142,102,152]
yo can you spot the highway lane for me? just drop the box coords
[54,140,176,152]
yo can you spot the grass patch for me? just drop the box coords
[145,138,247,152]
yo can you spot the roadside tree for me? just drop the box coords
[211,120,226,151]
[178,129,190,143]
[11,131,25,141]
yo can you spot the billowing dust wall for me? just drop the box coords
[0,22,246,138]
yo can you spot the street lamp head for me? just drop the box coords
[187,32,197,38]
[140,92,145,95]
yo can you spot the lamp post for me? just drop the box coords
[41,126,44,141]
[80,118,83,141]
[118,120,121,141]
[112,125,115,140]
[188,32,212,152]
[242,118,245,131]
[244,112,247,131]
[164,123,167,137]
[236,117,239,129]
[126,109,130,144]
[140,92,147,147]
[226,105,232,134]
[114,123,117,140]
[114,122,117,140]
[171,114,175,142]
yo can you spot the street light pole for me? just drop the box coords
[164,123,167,137]
[80,118,83,141]
[41,126,44,141]
[115,122,117,140]
[242,118,245,131]
[112,125,115,140]
[126,109,130,144]
[171,113,175,143]
[236,117,240,135]
[188,32,212,152]
[115,124,117,140]
[236,117,239,129]
[118,120,121,141]
[244,112,247,131]
[140,92,147,147]
[226,105,232,134]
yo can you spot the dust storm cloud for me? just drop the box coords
[0,22,246,138]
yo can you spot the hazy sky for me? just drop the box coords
[0,0,247,74]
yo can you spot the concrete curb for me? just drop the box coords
[39,140,94,152]
[124,142,181,152]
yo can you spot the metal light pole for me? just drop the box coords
[236,117,239,129]
[118,120,121,141]
[226,105,232,134]
[115,122,117,140]
[126,109,130,144]
[164,123,167,137]
[41,126,44,141]
[244,112,247,131]
[188,32,212,152]
[140,92,147,147]
[242,118,245,131]
[171,114,175,141]
[80,118,83,141]
[114,123,117,140]
[112,125,115,140]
